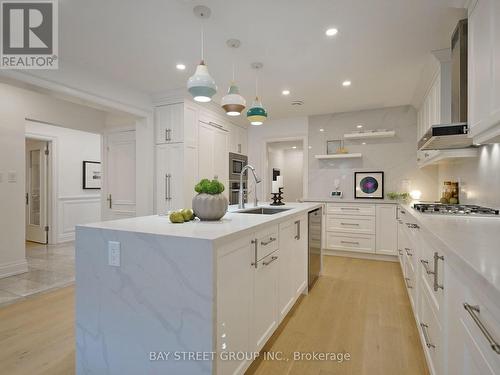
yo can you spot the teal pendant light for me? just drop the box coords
[247,62,267,126]
[187,6,217,102]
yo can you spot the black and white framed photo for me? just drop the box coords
[83,161,101,189]
[354,171,384,199]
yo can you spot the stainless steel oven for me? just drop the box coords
[229,152,247,181]
[229,180,247,205]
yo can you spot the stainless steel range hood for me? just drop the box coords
[418,19,471,151]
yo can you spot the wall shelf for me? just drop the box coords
[344,130,396,140]
[314,153,362,160]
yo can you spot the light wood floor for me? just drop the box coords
[0,256,428,375]
[247,256,429,375]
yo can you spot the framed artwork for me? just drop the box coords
[354,171,384,199]
[326,139,343,155]
[83,161,101,189]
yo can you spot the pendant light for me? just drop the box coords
[187,6,217,103]
[247,62,268,126]
[221,39,246,116]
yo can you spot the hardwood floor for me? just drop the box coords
[247,256,429,375]
[0,256,428,375]
[0,286,75,375]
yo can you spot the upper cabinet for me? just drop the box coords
[228,123,248,155]
[468,0,500,143]
[155,101,198,145]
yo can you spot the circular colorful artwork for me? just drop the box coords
[359,177,379,194]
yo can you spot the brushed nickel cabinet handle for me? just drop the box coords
[251,239,258,268]
[262,255,278,266]
[340,222,360,226]
[341,207,360,210]
[463,303,500,355]
[261,237,277,246]
[294,220,300,240]
[420,323,435,348]
[433,252,444,291]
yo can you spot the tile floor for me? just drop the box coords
[0,241,75,306]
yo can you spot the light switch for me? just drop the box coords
[7,171,16,183]
[108,241,121,267]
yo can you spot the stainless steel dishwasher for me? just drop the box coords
[308,207,322,289]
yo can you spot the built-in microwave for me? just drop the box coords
[229,152,247,180]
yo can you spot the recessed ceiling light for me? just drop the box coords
[342,80,351,87]
[282,89,290,96]
[176,63,186,70]
[362,142,366,145]
[308,146,312,149]
[356,125,363,129]
[319,128,324,132]
[292,146,297,149]
[325,28,338,37]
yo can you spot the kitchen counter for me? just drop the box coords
[400,203,500,300]
[80,202,321,246]
[302,197,399,204]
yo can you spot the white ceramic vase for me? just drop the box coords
[192,193,228,221]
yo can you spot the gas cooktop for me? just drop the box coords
[413,203,499,217]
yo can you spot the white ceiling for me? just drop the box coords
[58,0,466,119]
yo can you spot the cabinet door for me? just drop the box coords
[469,0,492,130]
[184,102,198,146]
[376,205,398,255]
[278,221,295,321]
[228,123,238,154]
[252,250,279,352]
[213,128,229,189]
[292,215,308,295]
[155,103,184,144]
[155,144,184,213]
[198,122,215,180]
[493,0,500,120]
[217,237,253,375]
[239,128,248,155]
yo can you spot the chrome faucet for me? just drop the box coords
[239,165,261,209]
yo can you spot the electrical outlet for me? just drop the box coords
[108,241,121,267]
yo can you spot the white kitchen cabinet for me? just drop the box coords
[278,215,307,321]
[198,121,229,195]
[375,205,398,255]
[468,0,500,143]
[228,124,248,155]
[252,249,280,352]
[156,143,197,213]
[217,236,253,375]
[155,101,198,145]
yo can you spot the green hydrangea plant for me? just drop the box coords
[194,178,225,195]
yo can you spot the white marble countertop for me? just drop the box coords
[400,203,500,299]
[79,202,322,243]
[302,197,399,204]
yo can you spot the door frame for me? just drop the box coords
[25,131,57,245]
[261,136,309,201]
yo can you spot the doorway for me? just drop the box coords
[25,139,49,244]
[266,140,305,202]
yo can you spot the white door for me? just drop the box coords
[104,130,136,220]
[25,139,48,243]
[156,143,184,213]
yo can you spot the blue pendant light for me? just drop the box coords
[247,63,267,126]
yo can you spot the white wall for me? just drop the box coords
[26,121,102,243]
[248,116,308,202]
[0,83,107,278]
[437,144,500,208]
[308,105,439,201]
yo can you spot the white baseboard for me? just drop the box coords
[0,259,29,279]
[58,232,75,243]
[323,249,398,262]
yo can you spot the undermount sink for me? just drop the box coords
[235,207,292,215]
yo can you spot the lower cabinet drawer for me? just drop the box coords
[327,203,376,216]
[256,225,279,260]
[326,232,375,253]
[326,215,375,234]
[419,286,442,375]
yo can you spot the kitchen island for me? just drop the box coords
[75,202,321,375]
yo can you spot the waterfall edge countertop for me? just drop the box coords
[78,202,322,246]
